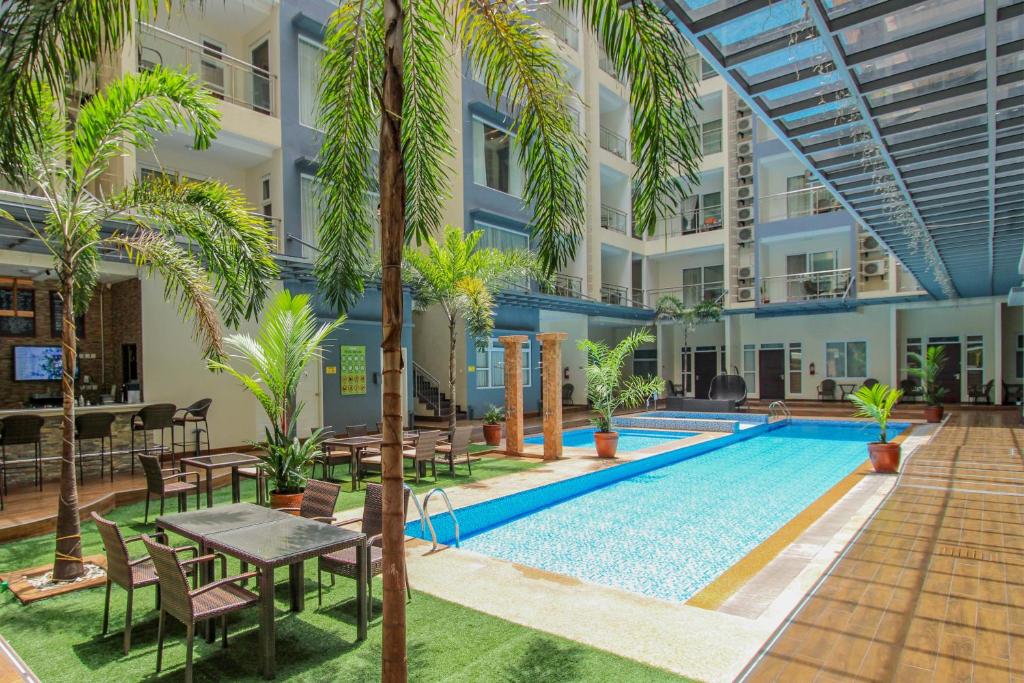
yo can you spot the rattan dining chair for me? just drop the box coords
[91,512,197,654]
[138,454,201,523]
[318,482,410,617]
[172,398,212,459]
[0,414,44,494]
[143,535,259,683]
[434,425,473,477]
[402,430,440,484]
[75,412,116,483]
[277,478,340,522]
[131,403,176,472]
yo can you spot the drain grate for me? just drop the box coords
[935,544,999,563]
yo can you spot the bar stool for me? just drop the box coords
[0,414,44,494]
[75,412,116,483]
[131,403,176,472]
[172,398,212,459]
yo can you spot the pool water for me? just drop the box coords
[524,427,697,452]
[460,421,904,602]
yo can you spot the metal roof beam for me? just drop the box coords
[845,16,984,67]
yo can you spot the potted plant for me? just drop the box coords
[482,405,504,446]
[849,383,903,473]
[579,329,665,458]
[906,345,947,422]
[208,290,345,508]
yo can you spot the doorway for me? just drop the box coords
[929,339,962,403]
[694,348,718,399]
[758,348,785,400]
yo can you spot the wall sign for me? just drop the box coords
[340,345,367,395]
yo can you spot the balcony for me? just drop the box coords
[600,204,628,234]
[684,54,719,82]
[647,282,724,308]
[649,205,723,239]
[758,185,841,223]
[599,126,629,160]
[600,283,644,308]
[535,5,579,50]
[759,268,852,305]
[598,51,619,80]
[544,273,584,298]
[138,24,277,116]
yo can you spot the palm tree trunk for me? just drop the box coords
[53,273,84,580]
[379,0,407,677]
[448,317,457,436]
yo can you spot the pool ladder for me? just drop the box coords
[405,484,461,551]
[768,400,792,422]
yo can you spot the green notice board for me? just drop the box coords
[340,345,367,395]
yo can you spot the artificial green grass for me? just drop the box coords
[0,457,689,682]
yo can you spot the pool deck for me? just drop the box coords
[740,410,1024,683]
[392,418,942,682]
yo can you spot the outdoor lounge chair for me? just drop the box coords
[318,482,410,617]
[968,379,994,404]
[818,379,837,401]
[708,374,747,408]
[144,535,258,683]
[92,512,197,654]
[434,425,473,477]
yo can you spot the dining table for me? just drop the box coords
[323,431,421,491]
[179,452,261,508]
[156,503,367,679]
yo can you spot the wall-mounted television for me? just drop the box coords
[13,346,64,381]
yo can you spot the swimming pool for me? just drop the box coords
[524,427,697,452]
[411,419,907,603]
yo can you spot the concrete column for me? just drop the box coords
[537,332,568,461]
[499,335,527,456]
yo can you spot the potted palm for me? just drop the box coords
[208,290,345,508]
[482,405,504,447]
[579,330,665,458]
[849,383,903,473]
[907,346,947,423]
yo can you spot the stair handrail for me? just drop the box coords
[422,487,460,549]
[412,361,444,389]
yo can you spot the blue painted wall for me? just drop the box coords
[464,305,541,419]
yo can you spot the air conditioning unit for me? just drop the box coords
[736,185,754,202]
[736,140,753,158]
[737,287,754,302]
[861,235,880,251]
[736,116,753,135]
[737,265,753,281]
[736,102,752,117]
[860,259,889,277]
[737,162,753,180]
[737,226,754,243]
[737,206,754,223]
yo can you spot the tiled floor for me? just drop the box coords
[743,411,1023,682]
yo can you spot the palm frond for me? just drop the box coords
[110,177,278,327]
[4,82,68,193]
[458,0,587,275]
[315,0,385,312]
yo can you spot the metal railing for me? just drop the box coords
[600,204,628,234]
[600,283,629,306]
[685,54,718,81]
[138,24,277,116]
[758,185,841,223]
[422,488,460,549]
[544,273,584,298]
[646,282,724,308]
[759,267,852,304]
[599,126,629,160]
[648,206,723,238]
[535,5,579,50]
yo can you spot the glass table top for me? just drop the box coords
[179,452,260,468]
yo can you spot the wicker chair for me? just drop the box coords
[75,412,116,483]
[968,379,994,404]
[277,478,340,523]
[172,398,212,459]
[402,430,440,483]
[0,414,44,494]
[91,512,196,654]
[862,378,879,390]
[900,378,923,402]
[562,383,574,406]
[131,403,176,472]
[346,424,368,437]
[318,482,410,616]
[138,454,200,523]
[434,425,473,477]
[143,535,258,683]
[818,379,837,401]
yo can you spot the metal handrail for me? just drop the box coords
[768,400,791,421]
[411,361,444,390]
[842,273,856,303]
[403,483,436,548]
[422,487,460,549]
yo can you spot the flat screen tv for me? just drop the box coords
[13,346,64,381]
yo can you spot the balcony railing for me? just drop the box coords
[648,206,723,238]
[647,282,724,308]
[598,51,619,79]
[600,283,629,306]
[600,204,628,234]
[138,24,277,116]
[535,5,579,50]
[758,185,841,223]
[759,268,852,304]
[599,126,629,160]
[544,273,584,298]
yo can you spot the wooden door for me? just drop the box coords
[930,342,962,404]
[694,350,718,399]
[758,349,785,400]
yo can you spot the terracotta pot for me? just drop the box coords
[924,405,944,423]
[270,490,303,512]
[867,442,900,473]
[483,423,502,446]
[594,431,619,458]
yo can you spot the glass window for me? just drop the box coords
[906,337,922,382]
[475,338,531,389]
[826,341,867,378]
[472,118,523,196]
[789,343,802,394]
[966,335,983,390]
[298,38,325,128]
[681,346,692,394]
[299,174,322,258]
[475,346,489,389]
[743,344,756,391]
[701,119,722,155]
[0,279,36,337]
[633,348,657,378]
[1016,334,1023,380]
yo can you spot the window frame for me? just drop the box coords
[471,115,523,197]
[475,337,532,390]
[297,35,326,130]
[825,340,868,379]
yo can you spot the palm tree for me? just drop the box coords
[0,67,277,581]
[654,294,722,350]
[405,226,541,434]
[315,0,702,676]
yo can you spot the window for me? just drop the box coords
[1016,334,1023,379]
[200,38,226,97]
[701,59,717,80]
[966,335,983,390]
[50,292,85,339]
[701,119,722,155]
[472,118,523,196]
[906,337,922,384]
[0,278,35,337]
[478,222,530,290]
[298,37,325,128]
[681,346,692,393]
[681,265,724,307]
[299,174,322,258]
[743,344,756,390]
[788,342,802,394]
[826,341,867,378]
[476,338,531,389]
[633,348,657,378]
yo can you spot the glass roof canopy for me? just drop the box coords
[658,0,1024,299]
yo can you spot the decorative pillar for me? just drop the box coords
[537,332,568,461]
[499,335,527,456]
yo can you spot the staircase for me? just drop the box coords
[412,362,463,420]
